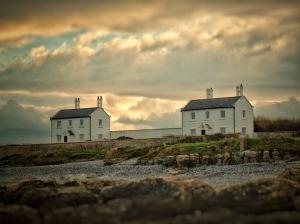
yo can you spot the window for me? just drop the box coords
[57,135,61,142]
[205,111,210,119]
[80,119,84,126]
[80,134,84,141]
[242,127,247,135]
[191,112,195,120]
[242,110,246,118]
[220,127,226,134]
[98,119,103,127]
[68,120,72,127]
[190,129,196,136]
[220,110,226,118]
[98,134,103,140]
[57,120,61,128]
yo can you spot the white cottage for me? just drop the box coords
[181,84,254,136]
[50,96,110,143]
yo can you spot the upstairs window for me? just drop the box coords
[242,110,246,118]
[80,119,84,126]
[205,111,210,119]
[57,120,61,128]
[191,112,196,120]
[68,120,72,127]
[98,119,103,127]
[220,110,226,118]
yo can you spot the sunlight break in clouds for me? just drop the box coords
[0,0,299,143]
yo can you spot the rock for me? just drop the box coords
[273,149,280,161]
[163,156,176,167]
[263,150,271,162]
[244,150,258,163]
[189,154,199,167]
[217,178,300,214]
[202,155,211,165]
[100,178,216,219]
[176,155,189,168]
[216,154,224,165]
[223,152,232,165]
[104,158,123,166]
[0,204,41,224]
[278,164,300,183]
[154,157,163,165]
[44,204,121,224]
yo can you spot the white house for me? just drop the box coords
[50,96,110,143]
[181,84,254,136]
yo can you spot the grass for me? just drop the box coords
[57,148,105,160]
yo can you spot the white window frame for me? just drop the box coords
[98,134,103,140]
[242,127,247,135]
[205,111,210,119]
[220,127,226,134]
[68,120,72,127]
[242,110,246,118]
[57,120,61,129]
[191,112,195,120]
[98,119,103,127]
[80,134,84,141]
[57,135,61,142]
[190,129,196,136]
[220,110,226,118]
[80,119,84,127]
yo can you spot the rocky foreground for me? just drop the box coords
[1,164,300,224]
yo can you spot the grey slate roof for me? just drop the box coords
[50,107,98,120]
[181,96,241,111]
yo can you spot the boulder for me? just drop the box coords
[100,178,216,219]
[202,155,212,165]
[0,204,41,224]
[176,155,189,168]
[244,150,258,163]
[263,150,271,162]
[163,156,176,167]
[278,164,300,183]
[189,154,199,167]
[216,154,224,165]
[273,149,280,161]
[217,178,300,214]
[223,152,232,165]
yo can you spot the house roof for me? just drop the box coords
[50,107,98,120]
[181,96,242,111]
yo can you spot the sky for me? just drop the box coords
[0,0,299,144]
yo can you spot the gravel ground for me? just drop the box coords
[1,160,299,189]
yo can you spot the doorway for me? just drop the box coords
[201,130,206,135]
[64,136,68,143]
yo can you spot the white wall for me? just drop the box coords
[182,108,234,135]
[234,96,254,135]
[51,117,91,143]
[110,128,182,139]
[90,108,110,140]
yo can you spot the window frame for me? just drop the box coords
[68,120,72,127]
[191,112,196,120]
[190,129,196,136]
[242,110,246,118]
[220,127,226,134]
[79,134,84,141]
[220,110,226,118]
[242,127,247,135]
[205,111,210,119]
[98,119,103,127]
[57,120,61,129]
[98,134,103,140]
[57,135,61,142]
[80,119,84,127]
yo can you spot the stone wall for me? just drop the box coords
[0,137,182,159]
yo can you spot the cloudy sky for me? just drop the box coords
[0,0,299,144]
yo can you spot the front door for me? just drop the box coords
[64,136,68,143]
[201,129,206,135]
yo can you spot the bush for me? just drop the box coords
[254,116,300,132]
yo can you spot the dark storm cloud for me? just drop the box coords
[0,100,50,144]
